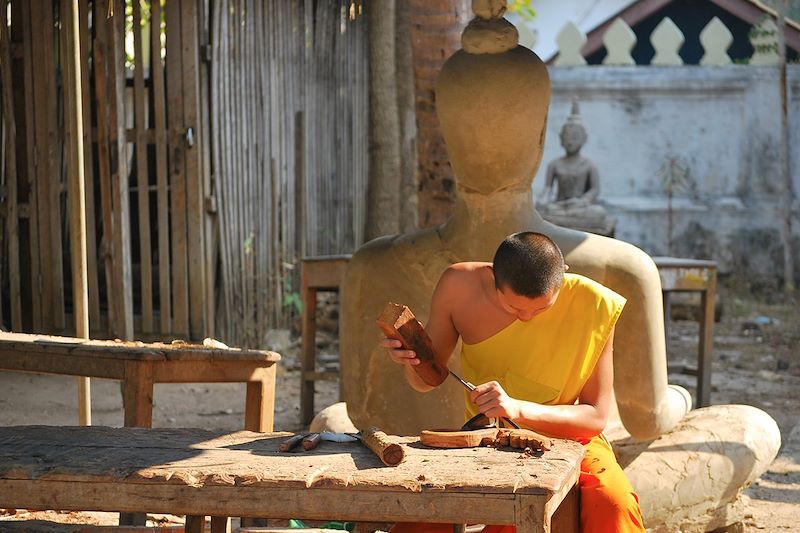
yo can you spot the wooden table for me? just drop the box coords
[300,254,351,425]
[653,257,717,408]
[0,332,281,430]
[0,426,584,533]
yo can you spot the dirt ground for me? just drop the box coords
[0,277,798,531]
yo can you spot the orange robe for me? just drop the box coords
[392,274,644,533]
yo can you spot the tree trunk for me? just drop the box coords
[396,0,418,233]
[409,0,471,228]
[365,0,401,241]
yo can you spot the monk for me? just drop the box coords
[383,232,645,533]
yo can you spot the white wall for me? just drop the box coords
[533,65,800,278]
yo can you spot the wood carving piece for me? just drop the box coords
[419,428,499,448]
[497,428,553,451]
[376,303,449,387]
[361,427,405,466]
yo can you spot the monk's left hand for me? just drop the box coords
[470,381,522,421]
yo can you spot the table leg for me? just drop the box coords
[186,515,206,533]
[698,280,716,408]
[245,370,276,432]
[301,285,318,425]
[122,362,155,428]
[211,516,231,533]
[515,495,547,533]
[551,486,580,533]
[118,512,147,527]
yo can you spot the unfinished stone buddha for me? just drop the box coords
[340,1,779,529]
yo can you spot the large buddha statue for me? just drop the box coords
[339,1,779,529]
[538,101,616,236]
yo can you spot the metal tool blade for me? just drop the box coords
[448,369,475,391]
[449,369,520,429]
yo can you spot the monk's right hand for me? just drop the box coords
[380,338,420,366]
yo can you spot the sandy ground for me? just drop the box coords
[0,279,798,531]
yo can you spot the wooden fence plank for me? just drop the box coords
[91,0,116,337]
[0,0,22,331]
[197,0,215,339]
[150,0,172,336]
[107,0,134,339]
[180,0,207,340]
[132,0,153,333]
[78,0,100,330]
[166,0,189,338]
[30,1,55,331]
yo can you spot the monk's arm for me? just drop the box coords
[471,326,616,440]
[381,268,461,393]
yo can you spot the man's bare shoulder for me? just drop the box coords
[437,262,490,294]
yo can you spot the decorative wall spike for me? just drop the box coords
[602,18,636,65]
[651,17,685,65]
[554,22,587,66]
[749,17,780,65]
[700,17,733,65]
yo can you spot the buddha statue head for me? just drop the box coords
[559,101,588,156]
[435,0,551,196]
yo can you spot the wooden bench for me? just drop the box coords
[0,425,584,533]
[0,332,281,430]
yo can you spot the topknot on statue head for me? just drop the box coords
[436,0,551,196]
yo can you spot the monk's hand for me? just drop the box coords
[380,338,420,366]
[470,381,522,421]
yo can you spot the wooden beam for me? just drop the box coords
[132,0,153,333]
[107,0,134,340]
[78,0,101,331]
[0,0,22,331]
[91,0,116,338]
[166,0,189,338]
[181,0,207,340]
[61,0,91,425]
[150,0,171,336]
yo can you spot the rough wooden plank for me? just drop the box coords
[30,1,57,331]
[15,0,41,330]
[0,426,583,497]
[91,0,116,337]
[149,0,171,335]
[106,0,134,340]
[0,0,22,331]
[165,0,189,338]
[78,0,101,330]
[179,0,207,341]
[132,0,153,333]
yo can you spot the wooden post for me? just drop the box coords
[166,0,189,338]
[181,0,208,340]
[108,0,134,340]
[62,0,91,424]
[0,0,22,332]
[132,0,153,333]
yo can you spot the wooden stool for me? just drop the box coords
[300,255,351,425]
[654,257,717,407]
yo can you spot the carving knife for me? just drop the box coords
[448,368,520,429]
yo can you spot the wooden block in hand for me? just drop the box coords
[376,303,448,387]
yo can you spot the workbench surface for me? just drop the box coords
[0,426,584,533]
